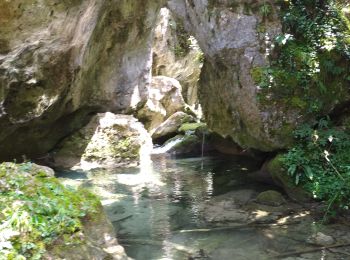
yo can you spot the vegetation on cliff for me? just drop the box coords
[260,0,350,217]
[254,0,350,114]
[281,119,350,218]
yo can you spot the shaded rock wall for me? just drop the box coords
[167,0,290,151]
[0,0,163,160]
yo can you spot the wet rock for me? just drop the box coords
[199,190,256,224]
[137,76,187,132]
[256,190,286,207]
[152,111,195,142]
[54,113,152,170]
[307,232,335,246]
[160,134,201,156]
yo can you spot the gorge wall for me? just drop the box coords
[0,0,349,160]
[0,0,163,160]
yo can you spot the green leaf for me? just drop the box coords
[295,174,300,185]
[304,166,314,180]
[288,164,297,176]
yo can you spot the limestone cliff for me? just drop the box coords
[167,0,350,151]
[1,0,349,159]
[0,0,163,160]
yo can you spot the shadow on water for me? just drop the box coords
[57,155,350,260]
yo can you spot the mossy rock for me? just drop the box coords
[164,134,202,155]
[0,162,125,259]
[178,122,207,133]
[256,190,286,206]
[267,155,312,202]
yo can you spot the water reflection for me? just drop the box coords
[58,155,269,259]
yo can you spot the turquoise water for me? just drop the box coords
[57,156,320,260]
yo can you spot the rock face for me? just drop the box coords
[152,7,203,106]
[1,0,348,160]
[166,0,350,151]
[167,0,289,151]
[137,76,187,132]
[53,113,152,170]
[0,0,163,161]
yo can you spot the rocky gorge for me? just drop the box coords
[1,0,350,259]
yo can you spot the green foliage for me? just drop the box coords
[0,162,100,259]
[169,20,192,58]
[259,2,272,17]
[280,119,350,218]
[255,0,350,113]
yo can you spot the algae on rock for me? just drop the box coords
[0,162,128,260]
[54,113,152,170]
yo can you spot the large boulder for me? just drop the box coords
[53,113,152,170]
[152,7,203,106]
[151,111,195,142]
[137,76,187,131]
[0,0,164,161]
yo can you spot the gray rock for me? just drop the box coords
[307,232,335,246]
[166,0,350,152]
[151,111,195,141]
[0,0,164,161]
[137,76,187,132]
[152,7,203,106]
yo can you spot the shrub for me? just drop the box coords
[281,119,350,219]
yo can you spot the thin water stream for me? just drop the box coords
[57,156,350,260]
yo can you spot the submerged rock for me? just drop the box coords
[307,232,335,246]
[256,190,286,207]
[54,113,152,170]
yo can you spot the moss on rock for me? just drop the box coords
[267,155,312,202]
[0,162,109,259]
[54,113,152,170]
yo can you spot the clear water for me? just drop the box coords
[57,155,328,260]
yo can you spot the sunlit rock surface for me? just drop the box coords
[0,0,163,160]
[137,76,187,132]
[53,113,152,170]
[167,0,289,151]
[151,111,195,142]
[152,7,203,106]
